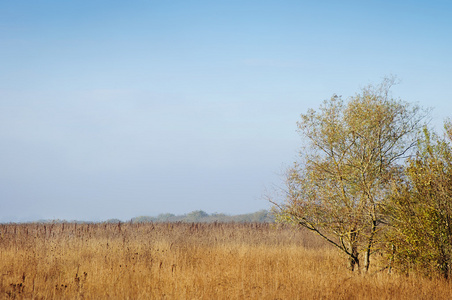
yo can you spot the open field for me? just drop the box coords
[1,222,451,299]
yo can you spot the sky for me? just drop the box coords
[1,1,451,222]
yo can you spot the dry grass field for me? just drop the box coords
[1,222,451,299]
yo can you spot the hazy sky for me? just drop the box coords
[1,1,451,222]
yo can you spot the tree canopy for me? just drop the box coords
[274,78,427,272]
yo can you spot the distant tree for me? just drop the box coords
[185,210,209,222]
[105,218,122,224]
[156,213,176,222]
[273,78,426,271]
[386,125,452,279]
[131,216,155,223]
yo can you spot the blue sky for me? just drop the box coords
[1,1,451,222]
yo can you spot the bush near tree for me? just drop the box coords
[385,125,452,279]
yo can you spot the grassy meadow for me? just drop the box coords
[1,222,451,299]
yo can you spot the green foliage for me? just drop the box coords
[274,77,426,272]
[386,127,452,279]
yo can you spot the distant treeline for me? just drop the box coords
[130,210,274,223]
[26,210,274,224]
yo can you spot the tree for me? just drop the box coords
[186,210,209,222]
[273,78,426,272]
[385,124,452,279]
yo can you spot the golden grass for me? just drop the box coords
[0,222,451,299]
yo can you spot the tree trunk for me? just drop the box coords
[438,247,450,280]
[349,230,360,272]
[388,243,395,274]
[364,220,377,272]
[349,251,359,271]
